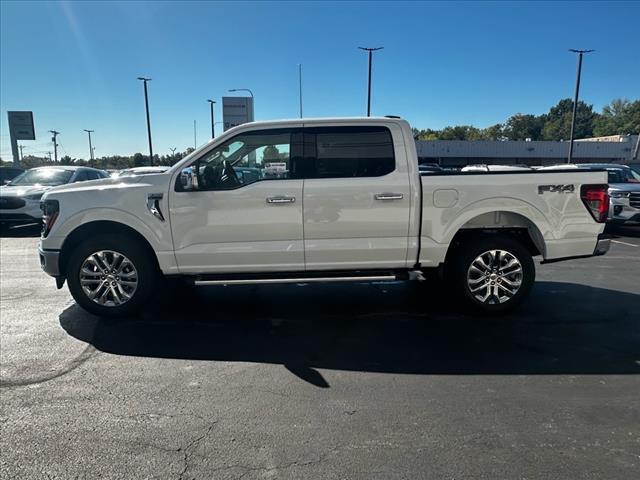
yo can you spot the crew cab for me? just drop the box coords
[38,117,611,317]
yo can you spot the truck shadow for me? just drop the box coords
[59,280,640,386]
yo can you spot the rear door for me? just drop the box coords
[302,124,412,270]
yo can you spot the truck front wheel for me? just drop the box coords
[66,234,157,317]
[450,235,535,314]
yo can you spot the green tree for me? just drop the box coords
[133,152,146,167]
[541,98,597,140]
[480,123,504,140]
[503,114,543,140]
[593,99,640,136]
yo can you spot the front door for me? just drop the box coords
[169,127,305,274]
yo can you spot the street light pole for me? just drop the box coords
[207,99,216,138]
[298,64,303,118]
[83,129,94,164]
[567,49,594,163]
[228,88,254,98]
[358,47,383,117]
[137,77,154,165]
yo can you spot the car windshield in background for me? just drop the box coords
[607,168,640,183]
[8,169,73,186]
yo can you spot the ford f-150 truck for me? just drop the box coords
[38,117,611,317]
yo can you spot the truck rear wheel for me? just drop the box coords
[449,235,535,314]
[66,234,157,317]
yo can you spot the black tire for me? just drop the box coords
[448,235,535,315]
[66,233,158,317]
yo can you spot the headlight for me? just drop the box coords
[609,191,630,199]
[40,199,59,237]
[24,192,44,201]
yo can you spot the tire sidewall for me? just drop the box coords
[451,235,535,315]
[67,234,157,317]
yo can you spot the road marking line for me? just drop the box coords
[611,240,638,247]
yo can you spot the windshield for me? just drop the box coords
[8,169,74,186]
[607,168,640,183]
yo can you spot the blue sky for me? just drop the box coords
[1,0,638,159]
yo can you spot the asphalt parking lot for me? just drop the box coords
[1,223,639,479]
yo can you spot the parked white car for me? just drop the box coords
[0,166,109,226]
[38,117,610,317]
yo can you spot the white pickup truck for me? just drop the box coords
[38,117,611,317]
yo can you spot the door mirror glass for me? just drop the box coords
[180,166,199,191]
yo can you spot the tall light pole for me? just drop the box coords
[137,77,154,165]
[358,47,383,117]
[298,64,303,118]
[49,130,60,162]
[83,129,94,164]
[567,49,594,163]
[193,120,197,149]
[207,99,216,138]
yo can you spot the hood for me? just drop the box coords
[0,184,51,198]
[608,182,640,193]
[44,175,144,196]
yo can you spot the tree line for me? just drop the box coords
[413,98,640,141]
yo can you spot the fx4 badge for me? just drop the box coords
[538,184,575,194]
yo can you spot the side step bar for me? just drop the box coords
[188,269,427,287]
[195,275,396,286]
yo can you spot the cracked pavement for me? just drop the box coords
[1,226,639,479]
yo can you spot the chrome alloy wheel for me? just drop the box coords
[79,250,138,307]
[466,249,523,304]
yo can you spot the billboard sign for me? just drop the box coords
[222,97,254,131]
[8,111,35,140]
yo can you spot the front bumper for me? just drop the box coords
[0,202,43,223]
[39,246,61,277]
[610,198,640,224]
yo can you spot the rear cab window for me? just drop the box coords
[304,126,395,178]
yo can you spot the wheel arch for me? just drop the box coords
[59,220,161,278]
[443,211,546,265]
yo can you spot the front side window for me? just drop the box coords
[181,129,295,191]
[308,126,395,178]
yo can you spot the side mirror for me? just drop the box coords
[180,167,199,191]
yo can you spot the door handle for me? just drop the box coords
[374,193,404,201]
[266,196,296,204]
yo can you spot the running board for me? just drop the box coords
[194,275,397,286]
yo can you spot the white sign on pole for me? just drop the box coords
[7,111,35,166]
[8,111,35,140]
[222,97,254,131]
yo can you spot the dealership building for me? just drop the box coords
[416,135,639,167]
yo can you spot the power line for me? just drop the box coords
[49,130,60,162]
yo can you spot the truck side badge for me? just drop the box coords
[146,193,165,222]
[538,184,575,194]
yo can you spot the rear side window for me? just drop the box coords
[307,126,395,178]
